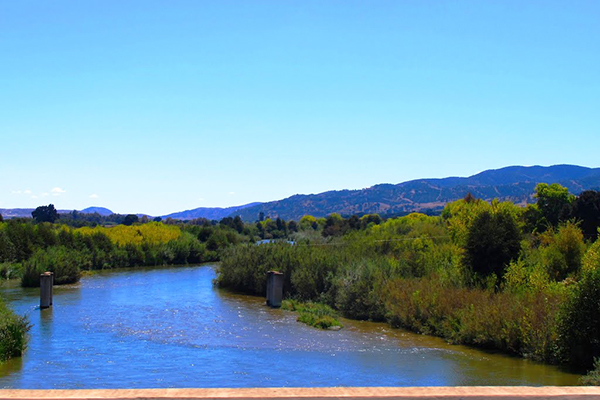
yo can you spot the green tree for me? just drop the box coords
[122,214,139,226]
[570,190,600,241]
[299,215,317,230]
[542,222,585,281]
[557,265,600,369]
[464,209,521,284]
[233,216,244,234]
[322,213,348,237]
[31,204,59,223]
[535,183,574,228]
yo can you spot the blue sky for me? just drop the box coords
[1,1,598,216]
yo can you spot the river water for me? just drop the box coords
[0,265,580,388]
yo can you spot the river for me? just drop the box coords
[0,265,581,388]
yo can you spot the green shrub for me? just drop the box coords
[282,300,342,330]
[556,265,600,369]
[542,222,586,281]
[334,258,390,321]
[0,298,30,362]
[383,276,561,359]
[21,246,86,287]
[0,262,21,280]
[582,358,600,385]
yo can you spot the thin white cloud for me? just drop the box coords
[89,194,99,199]
[198,197,204,201]
[24,189,32,194]
[229,192,235,195]
[31,195,38,199]
[41,192,49,197]
[11,190,22,195]
[51,187,66,196]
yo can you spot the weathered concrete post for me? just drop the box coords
[40,272,53,309]
[266,271,283,308]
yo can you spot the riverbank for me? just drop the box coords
[216,204,600,380]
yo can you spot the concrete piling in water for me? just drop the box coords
[40,272,53,309]
[266,271,283,308]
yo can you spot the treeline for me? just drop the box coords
[0,220,253,288]
[217,184,600,380]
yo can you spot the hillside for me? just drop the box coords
[161,202,261,221]
[231,165,600,221]
[80,207,113,216]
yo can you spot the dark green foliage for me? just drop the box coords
[581,359,600,385]
[322,213,348,237]
[557,266,600,370]
[31,204,58,223]
[123,214,139,226]
[570,190,600,241]
[0,229,16,262]
[464,210,521,283]
[21,246,85,287]
[0,263,19,279]
[334,259,390,321]
[0,299,30,362]
[4,221,36,261]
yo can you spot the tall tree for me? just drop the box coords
[534,183,574,228]
[570,190,600,241]
[31,204,59,223]
[122,214,139,226]
[464,209,521,284]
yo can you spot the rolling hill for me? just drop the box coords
[231,165,600,221]
[161,202,261,221]
[80,207,113,216]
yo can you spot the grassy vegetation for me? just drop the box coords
[0,298,29,363]
[281,299,342,330]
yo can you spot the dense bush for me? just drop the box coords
[0,299,30,362]
[464,209,521,285]
[541,222,586,281]
[21,246,86,287]
[556,265,600,370]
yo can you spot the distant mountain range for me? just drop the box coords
[2,165,600,222]
[230,165,600,221]
[161,203,261,221]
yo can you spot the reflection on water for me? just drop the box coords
[0,265,581,389]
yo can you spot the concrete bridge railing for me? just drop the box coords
[1,387,600,400]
